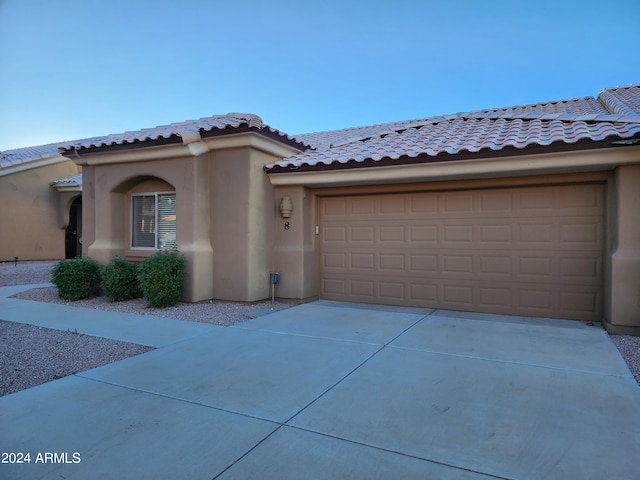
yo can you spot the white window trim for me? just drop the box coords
[131,191,176,250]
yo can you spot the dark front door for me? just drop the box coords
[65,197,82,259]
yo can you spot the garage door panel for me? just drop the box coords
[559,256,600,279]
[443,193,474,213]
[442,285,474,307]
[410,196,438,214]
[379,225,405,242]
[350,226,375,243]
[443,255,474,274]
[322,226,347,242]
[479,286,514,308]
[519,188,557,211]
[379,196,406,215]
[518,256,553,276]
[410,225,438,242]
[409,283,438,302]
[351,280,375,297]
[443,225,474,243]
[323,252,347,269]
[379,254,405,272]
[518,223,555,243]
[350,253,375,270]
[479,191,514,212]
[479,255,513,275]
[323,278,346,296]
[322,198,348,216]
[410,254,438,273]
[320,184,603,321]
[559,222,600,244]
[559,291,598,314]
[479,224,513,243]
[378,281,406,300]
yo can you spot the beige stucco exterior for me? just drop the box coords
[608,164,640,334]
[3,126,639,335]
[0,157,80,261]
[268,147,640,334]
[74,133,301,303]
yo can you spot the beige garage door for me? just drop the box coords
[320,183,604,321]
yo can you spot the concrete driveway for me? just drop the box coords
[1,295,640,479]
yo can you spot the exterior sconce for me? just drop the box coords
[279,196,293,218]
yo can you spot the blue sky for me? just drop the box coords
[0,0,638,151]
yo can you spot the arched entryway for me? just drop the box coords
[65,196,82,259]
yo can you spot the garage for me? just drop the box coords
[319,183,604,321]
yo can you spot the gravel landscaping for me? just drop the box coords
[0,320,153,397]
[1,260,639,397]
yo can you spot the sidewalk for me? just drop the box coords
[0,284,218,347]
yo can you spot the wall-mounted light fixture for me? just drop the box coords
[279,196,293,218]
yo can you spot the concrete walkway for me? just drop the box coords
[1,289,640,479]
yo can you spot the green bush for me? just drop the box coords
[137,251,186,308]
[102,257,142,302]
[50,258,102,301]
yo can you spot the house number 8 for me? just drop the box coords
[284,222,291,230]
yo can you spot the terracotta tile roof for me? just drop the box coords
[268,84,640,172]
[58,113,306,154]
[269,118,640,170]
[598,85,640,116]
[293,116,455,149]
[3,84,639,175]
[0,113,306,169]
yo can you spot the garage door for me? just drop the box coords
[319,184,604,321]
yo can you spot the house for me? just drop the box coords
[0,142,82,260]
[1,85,639,334]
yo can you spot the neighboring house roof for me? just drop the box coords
[0,141,71,170]
[50,174,82,186]
[268,84,640,172]
[50,174,82,192]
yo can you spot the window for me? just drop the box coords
[131,192,176,249]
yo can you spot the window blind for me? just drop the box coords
[132,195,156,248]
[131,193,176,249]
[157,193,177,250]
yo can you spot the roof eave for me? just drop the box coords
[61,124,308,157]
[267,144,640,188]
[265,135,640,174]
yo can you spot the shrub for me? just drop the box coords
[137,251,186,308]
[102,257,142,302]
[50,257,102,301]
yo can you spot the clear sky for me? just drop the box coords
[0,0,638,151]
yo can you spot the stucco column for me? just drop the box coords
[608,165,640,334]
[273,186,318,300]
[83,166,125,263]
[178,155,214,302]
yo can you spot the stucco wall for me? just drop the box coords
[77,133,293,303]
[209,147,278,302]
[81,153,214,302]
[0,159,80,261]
[270,166,640,332]
[607,164,640,334]
[272,185,319,301]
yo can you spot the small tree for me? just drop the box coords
[102,257,142,302]
[50,258,102,301]
[137,251,185,308]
